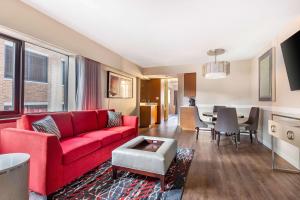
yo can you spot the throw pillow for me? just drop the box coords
[32,115,61,139]
[107,111,122,128]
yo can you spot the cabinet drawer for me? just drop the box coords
[268,120,300,148]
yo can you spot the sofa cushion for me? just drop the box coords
[32,116,61,139]
[60,137,101,164]
[50,113,74,138]
[104,126,136,138]
[97,109,109,129]
[79,130,122,147]
[18,112,74,139]
[71,111,99,135]
[96,109,115,129]
[107,111,122,128]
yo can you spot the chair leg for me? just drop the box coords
[235,133,238,150]
[196,127,200,140]
[214,129,217,140]
[217,132,220,148]
[250,130,253,144]
[160,175,165,191]
[211,128,215,141]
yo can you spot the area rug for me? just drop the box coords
[50,148,194,200]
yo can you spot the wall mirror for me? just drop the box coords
[259,48,275,101]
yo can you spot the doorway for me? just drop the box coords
[161,78,178,121]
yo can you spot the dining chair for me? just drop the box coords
[213,105,226,113]
[240,107,260,143]
[194,106,209,140]
[212,105,226,123]
[214,108,240,150]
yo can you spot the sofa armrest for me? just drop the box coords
[122,115,139,135]
[0,128,63,195]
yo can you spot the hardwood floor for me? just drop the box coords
[139,115,300,200]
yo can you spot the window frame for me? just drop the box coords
[0,33,70,119]
[0,33,23,119]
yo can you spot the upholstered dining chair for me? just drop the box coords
[211,105,226,139]
[194,106,209,140]
[214,108,240,150]
[240,107,260,143]
[213,105,226,113]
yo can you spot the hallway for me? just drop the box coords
[139,116,300,200]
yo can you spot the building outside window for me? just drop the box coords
[0,39,17,113]
[0,36,69,114]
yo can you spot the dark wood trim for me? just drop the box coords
[0,33,23,118]
[112,165,166,191]
[0,117,20,123]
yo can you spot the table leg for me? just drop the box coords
[112,166,117,179]
[160,175,165,191]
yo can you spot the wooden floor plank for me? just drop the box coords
[139,116,300,200]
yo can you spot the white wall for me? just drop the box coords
[0,0,142,115]
[250,16,300,169]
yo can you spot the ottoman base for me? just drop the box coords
[112,156,176,191]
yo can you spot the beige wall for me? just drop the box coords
[0,0,142,115]
[251,16,300,109]
[250,16,300,169]
[101,65,139,115]
[144,60,253,107]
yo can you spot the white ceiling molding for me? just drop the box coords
[22,0,300,67]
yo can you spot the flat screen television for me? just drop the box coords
[281,30,300,91]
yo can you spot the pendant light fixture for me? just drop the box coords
[202,49,230,79]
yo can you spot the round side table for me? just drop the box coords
[0,153,30,200]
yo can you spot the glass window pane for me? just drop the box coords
[0,38,16,111]
[24,43,68,113]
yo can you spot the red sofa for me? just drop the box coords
[0,109,138,196]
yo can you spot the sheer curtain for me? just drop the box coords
[75,56,102,110]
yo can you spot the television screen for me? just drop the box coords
[281,30,300,91]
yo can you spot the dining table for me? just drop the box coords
[201,111,248,143]
[202,112,244,119]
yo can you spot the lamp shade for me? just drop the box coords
[202,61,230,79]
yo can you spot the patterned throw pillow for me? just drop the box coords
[107,111,122,128]
[32,115,61,139]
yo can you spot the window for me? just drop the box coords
[24,43,68,113]
[24,104,48,113]
[5,46,48,83]
[25,50,48,83]
[0,35,22,116]
[4,104,48,113]
[4,44,14,79]
[61,60,66,85]
[0,33,69,118]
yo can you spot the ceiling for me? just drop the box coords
[22,0,300,68]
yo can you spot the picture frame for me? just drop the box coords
[259,48,275,101]
[107,71,133,98]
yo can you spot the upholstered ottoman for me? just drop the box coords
[112,136,177,190]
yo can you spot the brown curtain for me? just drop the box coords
[75,56,102,110]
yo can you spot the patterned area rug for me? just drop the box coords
[51,148,194,200]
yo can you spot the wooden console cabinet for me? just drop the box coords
[140,105,158,127]
[179,106,196,131]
